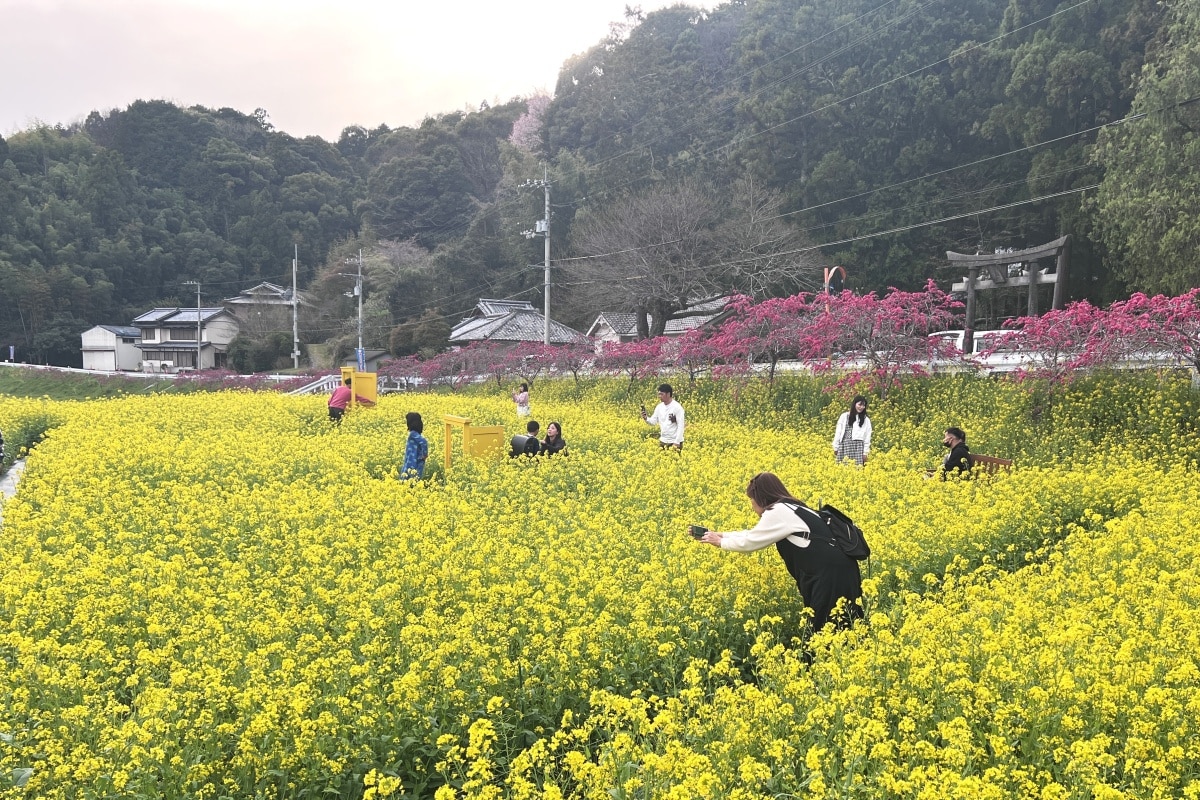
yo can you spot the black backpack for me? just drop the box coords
[794,503,871,561]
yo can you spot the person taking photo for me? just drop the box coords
[642,383,685,450]
[695,472,863,633]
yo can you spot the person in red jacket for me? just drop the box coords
[328,377,374,423]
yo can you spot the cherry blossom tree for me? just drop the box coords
[509,93,552,154]
[543,338,596,384]
[1108,289,1200,373]
[707,293,817,382]
[595,337,667,388]
[799,281,960,396]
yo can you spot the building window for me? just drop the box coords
[169,328,197,341]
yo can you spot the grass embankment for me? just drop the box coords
[0,366,178,400]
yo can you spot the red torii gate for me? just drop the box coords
[942,235,1070,353]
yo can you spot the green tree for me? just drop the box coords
[1090,0,1200,293]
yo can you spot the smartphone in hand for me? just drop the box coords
[688,525,708,539]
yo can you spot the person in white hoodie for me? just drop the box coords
[832,395,872,466]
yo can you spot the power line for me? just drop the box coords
[546,90,1200,271]
[579,0,937,177]
[563,0,1096,211]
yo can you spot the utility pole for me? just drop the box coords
[522,169,552,345]
[292,244,300,370]
[340,250,365,371]
[356,248,364,364]
[183,280,202,369]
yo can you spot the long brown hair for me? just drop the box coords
[746,472,803,508]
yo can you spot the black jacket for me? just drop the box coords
[943,442,970,475]
[541,436,567,455]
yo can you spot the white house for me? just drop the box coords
[80,325,142,371]
[587,297,734,348]
[449,299,584,346]
[132,307,240,371]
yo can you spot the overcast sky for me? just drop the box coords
[1,0,686,141]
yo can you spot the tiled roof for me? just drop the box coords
[133,307,229,325]
[98,325,141,337]
[223,282,309,305]
[164,308,229,324]
[132,308,180,324]
[588,297,733,338]
[450,309,583,345]
[477,299,537,317]
[587,312,638,338]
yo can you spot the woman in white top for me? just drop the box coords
[696,472,863,633]
[832,395,872,466]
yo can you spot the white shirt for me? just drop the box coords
[720,502,811,552]
[832,412,872,456]
[646,399,685,444]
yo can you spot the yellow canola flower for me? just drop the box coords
[1,373,1199,799]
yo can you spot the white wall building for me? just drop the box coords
[132,307,240,371]
[586,297,734,349]
[80,325,143,371]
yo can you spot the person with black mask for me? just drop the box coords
[940,426,970,476]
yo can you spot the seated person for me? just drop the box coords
[926,426,970,478]
[540,421,567,455]
[510,420,541,457]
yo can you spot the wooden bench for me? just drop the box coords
[968,454,1013,475]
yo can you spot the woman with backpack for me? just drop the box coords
[832,395,872,465]
[695,472,863,633]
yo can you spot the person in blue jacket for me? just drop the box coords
[400,412,428,479]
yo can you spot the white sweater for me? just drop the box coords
[719,502,811,552]
[832,412,872,456]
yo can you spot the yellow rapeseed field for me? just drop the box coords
[1,372,1198,799]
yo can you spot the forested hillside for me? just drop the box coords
[1,0,1195,367]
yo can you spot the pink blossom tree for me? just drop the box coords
[509,93,552,154]
[675,328,724,382]
[377,354,425,391]
[1108,289,1200,373]
[507,341,552,386]
[543,338,596,384]
[707,293,817,382]
[595,337,667,389]
[417,348,480,392]
[999,301,1119,382]
[800,281,960,397]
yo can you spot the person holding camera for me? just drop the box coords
[694,472,863,633]
[512,383,531,418]
[642,383,685,450]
